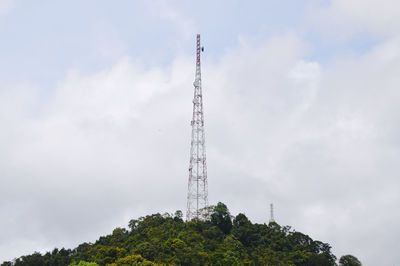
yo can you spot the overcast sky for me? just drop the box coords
[1,0,400,265]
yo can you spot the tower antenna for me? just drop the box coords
[186,34,208,221]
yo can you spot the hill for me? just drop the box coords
[1,202,360,266]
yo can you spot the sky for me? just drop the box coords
[1,0,400,265]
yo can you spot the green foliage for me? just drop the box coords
[107,254,157,265]
[68,261,99,266]
[339,254,362,266]
[174,210,183,221]
[211,202,233,234]
[13,249,73,266]
[87,245,126,265]
[3,203,344,266]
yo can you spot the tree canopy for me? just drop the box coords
[339,254,362,266]
[1,202,360,266]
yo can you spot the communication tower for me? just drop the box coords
[186,34,208,221]
[269,203,275,223]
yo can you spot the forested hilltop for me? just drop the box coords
[1,203,361,266]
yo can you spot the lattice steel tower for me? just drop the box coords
[186,34,208,221]
[269,203,275,223]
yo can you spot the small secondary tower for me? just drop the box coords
[186,34,208,221]
[269,203,275,223]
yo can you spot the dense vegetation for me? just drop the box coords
[1,203,360,265]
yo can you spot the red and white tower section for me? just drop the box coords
[186,34,208,221]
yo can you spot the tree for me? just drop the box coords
[232,213,256,246]
[108,255,157,266]
[134,242,157,261]
[68,261,99,266]
[174,210,183,222]
[211,202,232,234]
[14,252,44,266]
[72,242,92,262]
[163,238,190,264]
[4,202,350,266]
[339,254,362,266]
[233,213,251,228]
[306,253,335,266]
[88,245,126,265]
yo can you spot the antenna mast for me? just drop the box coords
[269,203,275,223]
[186,34,208,221]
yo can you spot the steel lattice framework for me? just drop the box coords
[186,34,208,221]
[269,203,275,223]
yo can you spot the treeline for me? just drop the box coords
[1,202,361,266]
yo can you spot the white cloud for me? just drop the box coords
[1,30,400,265]
[0,56,194,260]
[0,0,14,16]
[204,34,400,265]
[306,0,400,39]
[145,0,196,39]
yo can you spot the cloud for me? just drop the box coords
[306,0,400,39]
[144,0,196,39]
[0,56,194,260]
[200,33,400,265]
[1,30,400,266]
[0,0,14,16]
